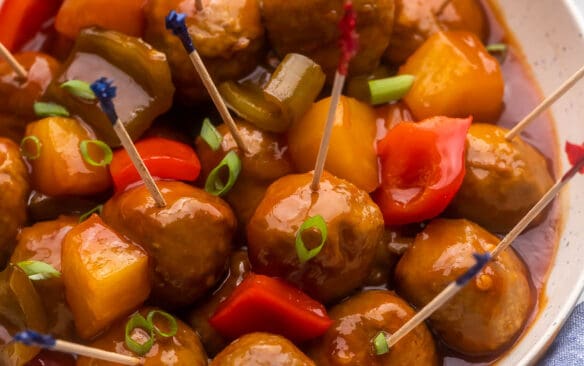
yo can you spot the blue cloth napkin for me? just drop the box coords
[538,302,584,365]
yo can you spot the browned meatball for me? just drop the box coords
[385,0,489,64]
[145,0,265,103]
[447,123,555,233]
[261,0,395,80]
[188,250,251,356]
[365,227,414,287]
[0,138,30,267]
[102,181,236,308]
[211,333,314,366]
[309,290,439,365]
[247,172,384,304]
[394,219,534,356]
[195,120,294,227]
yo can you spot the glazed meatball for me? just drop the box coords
[394,219,534,356]
[309,290,439,365]
[261,0,395,79]
[195,120,294,227]
[102,181,236,308]
[385,0,489,64]
[211,333,314,366]
[447,123,555,233]
[247,172,384,304]
[0,138,30,267]
[145,0,265,103]
[365,227,414,287]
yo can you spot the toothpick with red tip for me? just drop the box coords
[0,42,28,80]
[90,78,167,207]
[310,1,359,191]
[377,141,584,352]
[165,11,248,153]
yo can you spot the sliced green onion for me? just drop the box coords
[372,331,390,355]
[20,135,42,160]
[80,140,113,167]
[79,204,103,223]
[125,313,154,356]
[200,118,222,151]
[368,75,415,106]
[60,80,96,100]
[486,43,507,53]
[33,102,70,118]
[16,260,61,281]
[295,215,327,264]
[204,151,241,196]
[146,310,178,338]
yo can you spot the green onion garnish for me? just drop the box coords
[200,118,222,151]
[16,260,61,281]
[373,331,390,355]
[125,313,154,356]
[79,204,103,223]
[60,80,96,100]
[20,135,42,160]
[33,102,70,118]
[295,215,328,263]
[146,310,178,338]
[486,43,508,53]
[368,75,415,106]
[204,150,241,196]
[80,140,113,167]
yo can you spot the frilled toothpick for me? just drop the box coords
[310,1,359,191]
[378,142,584,351]
[90,78,167,207]
[0,42,28,80]
[165,11,248,153]
[13,330,142,365]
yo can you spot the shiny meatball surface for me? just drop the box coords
[395,219,534,356]
[247,172,384,304]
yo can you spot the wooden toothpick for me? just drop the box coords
[506,64,584,141]
[90,78,167,207]
[0,42,28,80]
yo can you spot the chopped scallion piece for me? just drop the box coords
[33,102,70,118]
[16,260,61,281]
[368,75,415,105]
[200,118,222,151]
[147,310,178,338]
[373,331,390,355]
[60,80,96,100]
[80,140,113,167]
[125,313,154,356]
[295,215,327,263]
[486,43,508,53]
[204,151,241,196]
[79,205,104,223]
[20,135,42,160]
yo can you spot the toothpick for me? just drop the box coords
[13,330,142,365]
[506,64,584,141]
[90,78,167,208]
[165,11,248,153]
[0,42,28,80]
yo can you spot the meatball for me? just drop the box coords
[385,0,489,64]
[447,123,555,233]
[261,0,395,79]
[309,290,439,365]
[195,120,294,227]
[247,172,384,304]
[394,219,534,356]
[0,138,30,267]
[145,0,265,103]
[102,181,236,308]
[365,227,414,287]
[211,333,314,366]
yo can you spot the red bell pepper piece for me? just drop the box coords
[374,116,472,225]
[209,273,333,342]
[0,0,62,52]
[109,137,201,192]
[566,141,584,173]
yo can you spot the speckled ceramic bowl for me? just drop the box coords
[494,0,584,365]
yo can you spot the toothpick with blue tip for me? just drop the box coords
[165,10,248,153]
[0,42,28,80]
[13,330,141,365]
[90,78,167,207]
